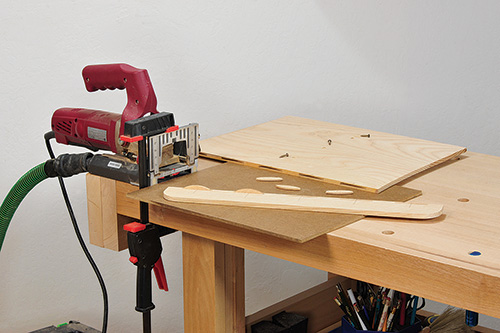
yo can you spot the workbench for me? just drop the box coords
[86,124,500,332]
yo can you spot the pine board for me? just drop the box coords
[163,187,443,219]
[200,116,467,193]
[127,163,421,243]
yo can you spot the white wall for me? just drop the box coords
[1,1,499,331]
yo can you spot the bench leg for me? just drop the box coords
[183,233,245,332]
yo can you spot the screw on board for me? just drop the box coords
[360,134,371,138]
[279,153,289,158]
[327,139,332,145]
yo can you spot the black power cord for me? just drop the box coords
[44,131,109,333]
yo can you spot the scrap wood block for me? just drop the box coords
[86,173,131,251]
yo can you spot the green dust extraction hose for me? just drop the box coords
[0,162,48,251]
[0,153,94,252]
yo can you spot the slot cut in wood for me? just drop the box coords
[276,184,301,191]
[256,177,283,182]
[163,187,443,220]
[326,190,354,195]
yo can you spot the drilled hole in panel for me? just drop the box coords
[458,198,470,202]
[382,230,394,235]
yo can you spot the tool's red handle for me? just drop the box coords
[82,64,159,134]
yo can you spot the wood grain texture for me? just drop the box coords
[163,187,443,219]
[126,163,420,243]
[86,173,104,247]
[223,244,245,332]
[182,234,244,333]
[86,173,129,251]
[200,116,466,193]
[183,233,217,333]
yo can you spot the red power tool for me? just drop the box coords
[49,64,198,332]
[51,63,159,154]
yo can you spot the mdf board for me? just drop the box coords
[128,163,421,243]
[200,116,467,193]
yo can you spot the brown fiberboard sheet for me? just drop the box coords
[200,116,467,193]
[128,163,421,243]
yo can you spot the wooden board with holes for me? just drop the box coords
[200,116,467,193]
[163,187,443,219]
[127,163,421,243]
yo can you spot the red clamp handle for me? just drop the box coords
[82,63,159,134]
[153,257,169,291]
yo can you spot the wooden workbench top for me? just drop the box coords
[332,152,500,278]
[88,152,500,319]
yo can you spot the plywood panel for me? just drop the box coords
[127,163,421,243]
[200,116,466,193]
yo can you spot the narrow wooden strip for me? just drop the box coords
[163,187,443,219]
